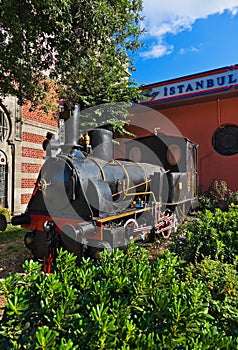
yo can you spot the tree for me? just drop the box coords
[0,0,144,123]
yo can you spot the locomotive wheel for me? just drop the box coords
[86,246,103,259]
[24,230,51,260]
[60,236,85,262]
[124,218,138,240]
[162,222,177,238]
[86,241,112,259]
[60,224,87,262]
[162,224,171,239]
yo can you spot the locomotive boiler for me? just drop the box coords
[0,104,198,269]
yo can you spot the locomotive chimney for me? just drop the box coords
[64,104,80,147]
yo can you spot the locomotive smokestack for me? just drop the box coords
[88,128,114,161]
[64,104,80,147]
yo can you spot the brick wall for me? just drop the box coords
[22,99,58,126]
[20,104,58,208]
[22,132,46,144]
[0,96,59,214]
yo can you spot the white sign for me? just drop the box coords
[141,65,238,104]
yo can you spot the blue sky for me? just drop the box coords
[131,0,238,86]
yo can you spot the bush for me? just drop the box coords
[186,259,238,338]
[172,204,238,264]
[199,180,238,212]
[0,206,11,220]
[0,246,237,349]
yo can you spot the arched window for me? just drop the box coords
[0,110,9,142]
[212,124,238,156]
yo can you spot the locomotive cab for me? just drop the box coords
[126,133,199,216]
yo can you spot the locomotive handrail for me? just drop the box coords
[96,206,152,223]
[133,162,150,193]
[87,157,107,181]
[112,160,130,198]
[112,179,152,197]
[162,197,198,206]
[112,160,151,199]
[122,190,157,203]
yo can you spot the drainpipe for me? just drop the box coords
[8,140,15,215]
[217,98,221,127]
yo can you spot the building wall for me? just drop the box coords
[0,96,22,213]
[135,96,238,193]
[154,96,238,192]
[0,97,57,214]
[139,65,238,193]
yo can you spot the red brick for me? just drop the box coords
[22,104,58,127]
[21,178,37,188]
[22,132,46,144]
[22,147,45,159]
[21,163,42,173]
[21,193,32,204]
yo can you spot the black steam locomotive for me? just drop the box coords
[0,105,198,270]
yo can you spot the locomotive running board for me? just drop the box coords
[96,207,152,224]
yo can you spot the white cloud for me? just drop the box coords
[140,0,238,59]
[179,46,199,55]
[140,43,174,59]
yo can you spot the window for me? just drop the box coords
[15,104,22,140]
[0,111,9,142]
[212,125,238,156]
[128,146,142,162]
[167,144,181,165]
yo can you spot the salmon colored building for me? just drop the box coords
[138,64,238,192]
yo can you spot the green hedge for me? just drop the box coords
[172,204,238,264]
[1,245,238,349]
